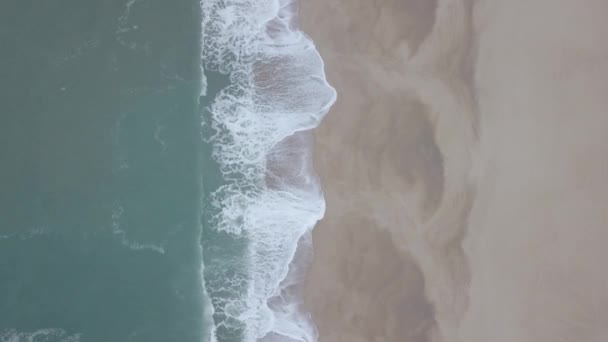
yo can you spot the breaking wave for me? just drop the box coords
[200,0,336,340]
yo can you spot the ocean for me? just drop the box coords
[0,0,335,341]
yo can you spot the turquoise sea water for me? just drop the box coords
[0,0,335,341]
[0,0,208,341]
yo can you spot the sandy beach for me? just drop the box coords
[299,0,608,341]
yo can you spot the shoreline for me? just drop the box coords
[200,0,335,339]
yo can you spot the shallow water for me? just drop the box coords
[200,0,335,340]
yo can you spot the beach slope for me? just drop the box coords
[300,0,608,341]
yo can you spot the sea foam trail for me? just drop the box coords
[200,0,336,341]
[0,329,81,342]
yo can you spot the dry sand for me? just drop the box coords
[299,0,608,341]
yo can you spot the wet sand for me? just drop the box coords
[300,0,608,341]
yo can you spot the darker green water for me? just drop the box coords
[0,0,210,341]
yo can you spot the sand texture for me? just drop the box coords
[299,0,608,341]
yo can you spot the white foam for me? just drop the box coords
[200,0,335,340]
[0,329,81,342]
[0,227,49,241]
[111,204,166,254]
